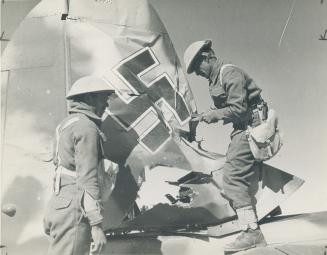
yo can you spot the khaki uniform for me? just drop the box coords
[44,101,105,255]
[208,60,262,209]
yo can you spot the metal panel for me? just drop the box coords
[1,16,62,70]
[1,2,67,254]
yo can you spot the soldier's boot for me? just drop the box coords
[224,205,267,252]
[224,228,267,252]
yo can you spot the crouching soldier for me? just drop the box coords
[44,76,116,255]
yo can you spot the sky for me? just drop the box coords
[1,0,327,216]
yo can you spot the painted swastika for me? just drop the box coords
[110,47,190,153]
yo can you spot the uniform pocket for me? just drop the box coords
[210,86,227,109]
[51,194,73,210]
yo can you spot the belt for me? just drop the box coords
[54,166,77,195]
[233,104,266,131]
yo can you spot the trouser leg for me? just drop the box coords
[44,185,92,255]
[222,131,266,251]
[47,219,91,255]
[222,131,257,209]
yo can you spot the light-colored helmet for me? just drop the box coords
[184,39,212,74]
[66,76,115,99]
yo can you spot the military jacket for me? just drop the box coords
[208,60,262,129]
[53,101,104,225]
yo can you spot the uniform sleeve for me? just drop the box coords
[74,125,103,226]
[83,191,103,226]
[212,68,248,124]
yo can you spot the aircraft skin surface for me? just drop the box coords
[1,0,322,254]
[96,211,327,255]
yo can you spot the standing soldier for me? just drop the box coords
[44,76,116,255]
[184,40,267,252]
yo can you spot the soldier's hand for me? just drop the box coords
[190,113,203,122]
[202,110,220,124]
[91,224,107,254]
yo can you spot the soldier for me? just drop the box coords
[184,40,267,252]
[44,76,116,255]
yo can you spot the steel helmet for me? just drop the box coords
[66,76,115,99]
[184,39,212,74]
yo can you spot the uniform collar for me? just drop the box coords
[209,59,225,84]
[68,101,102,121]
